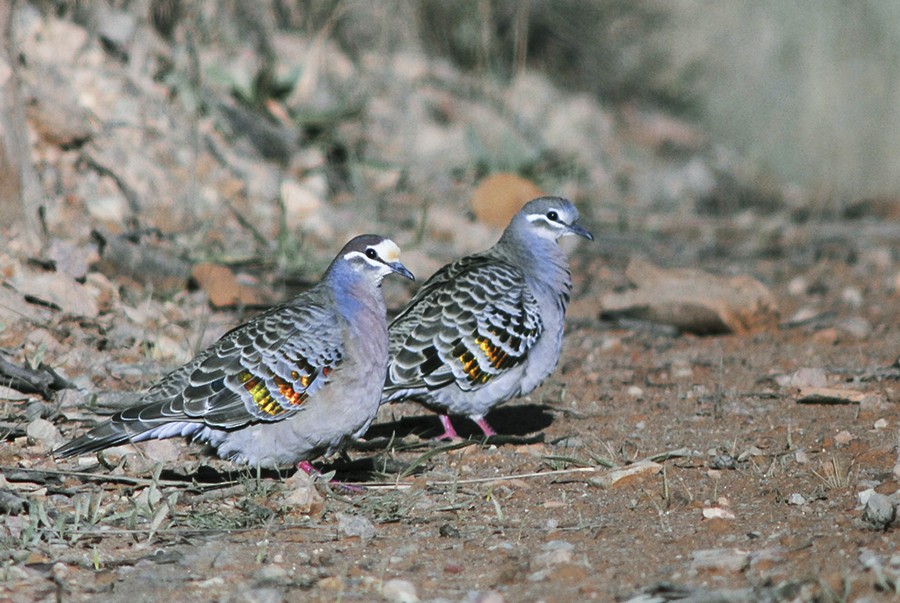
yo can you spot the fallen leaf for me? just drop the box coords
[589,460,662,489]
[191,263,264,308]
[470,173,545,228]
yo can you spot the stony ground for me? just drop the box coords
[1,6,899,603]
[2,212,898,603]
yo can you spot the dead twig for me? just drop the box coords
[0,354,74,398]
[1,466,239,490]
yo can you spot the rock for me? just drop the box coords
[336,512,375,541]
[227,587,285,603]
[544,94,617,164]
[788,493,806,506]
[55,388,87,410]
[22,18,89,65]
[702,507,736,520]
[140,439,183,463]
[600,258,779,335]
[690,548,750,572]
[280,175,330,237]
[95,6,137,55]
[26,418,63,450]
[531,540,574,567]
[27,77,94,147]
[0,286,53,325]
[381,578,419,603]
[12,270,99,318]
[775,367,828,389]
[472,591,505,603]
[0,489,28,515]
[86,195,129,226]
[254,565,288,583]
[0,386,29,402]
[841,286,863,307]
[861,492,895,529]
[279,471,324,516]
[46,239,97,280]
[838,316,872,339]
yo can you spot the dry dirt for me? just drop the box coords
[2,218,899,603]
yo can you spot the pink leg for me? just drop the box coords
[473,416,497,437]
[435,415,461,441]
[297,460,317,475]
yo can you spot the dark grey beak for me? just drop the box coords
[389,261,415,281]
[567,222,594,241]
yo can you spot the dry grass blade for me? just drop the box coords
[397,440,477,479]
[358,446,697,490]
[647,448,700,462]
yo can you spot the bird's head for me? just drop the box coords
[516,197,593,242]
[336,235,415,283]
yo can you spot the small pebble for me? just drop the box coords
[474,591,505,603]
[787,276,807,296]
[690,548,750,572]
[788,493,806,506]
[841,286,863,307]
[26,418,63,449]
[702,507,736,520]
[862,493,896,529]
[254,565,287,582]
[336,512,375,541]
[834,430,854,446]
[532,540,574,567]
[710,454,736,470]
[381,578,419,603]
[839,316,872,339]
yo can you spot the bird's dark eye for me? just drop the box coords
[365,248,378,260]
[546,210,559,221]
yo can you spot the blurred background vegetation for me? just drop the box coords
[240,0,900,205]
[29,0,900,211]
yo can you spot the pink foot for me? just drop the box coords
[473,416,497,437]
[435,415,461,441]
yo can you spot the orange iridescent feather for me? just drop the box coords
[238,369,308,417]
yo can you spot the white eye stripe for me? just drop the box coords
[526,213,566,227]
[343,250,383,265]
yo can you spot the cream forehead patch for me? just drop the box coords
[372,239,401,262]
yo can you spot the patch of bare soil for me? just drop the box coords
[2,220,898,603]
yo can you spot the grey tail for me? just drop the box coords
[53,422,136,459]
